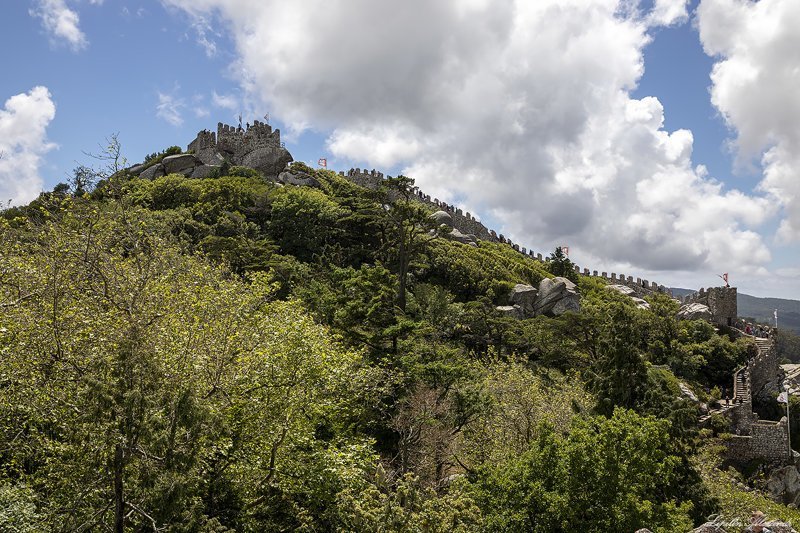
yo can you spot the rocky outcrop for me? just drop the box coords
[448,228,478,246]
[766,465,800,506]
[162,154,199,175]
[678,302,713,321]
[239,145,293,177]
[534,277,581,316]
[509,284,538,316]
[496,305,525,319]
[191,165,220,179]
[139,163,166,180]
[278,170,322,188]
[693,520,797,532]
[135,154,211,180]
[430,210,453,227]
[497,278,579,318]
[606,284,650,309]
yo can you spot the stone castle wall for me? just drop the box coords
[727,420,790,464]
[339,167,673,296]
[188,121,289,175]
[679,286,738,326]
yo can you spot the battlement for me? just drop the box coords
[187,120,291,176]
[678,286,737,326]
[337,167,680,293]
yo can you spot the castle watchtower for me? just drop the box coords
[187,119,292,176]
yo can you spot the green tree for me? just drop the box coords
[547,246,578,282]
[379,175,439,312]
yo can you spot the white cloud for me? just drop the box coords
[212,91,238,110]
[0,87,57,205]
[698,0,800,243]
[30,0,88,51]
[156,90,185,127]
[647,0,690,26]
[164,0,775,276]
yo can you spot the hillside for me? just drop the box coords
[0,138,794,531]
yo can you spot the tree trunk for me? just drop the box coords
[114,444,124,533]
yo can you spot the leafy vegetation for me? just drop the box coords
[0,156,771,530]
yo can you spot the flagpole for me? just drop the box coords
[787,386,792,462]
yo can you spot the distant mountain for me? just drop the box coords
[671,287,800,334]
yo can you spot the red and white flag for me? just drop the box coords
[317,158,327,168]
[778,391,789,404]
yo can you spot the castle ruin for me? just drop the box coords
[188,121,292,177]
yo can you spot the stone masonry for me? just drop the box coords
[188,121,292,177]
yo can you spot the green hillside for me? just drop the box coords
[0,155,787,530]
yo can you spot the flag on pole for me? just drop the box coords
[317,158,327,168]
[778,391,789,404]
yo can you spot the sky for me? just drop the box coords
[1,0,799,298]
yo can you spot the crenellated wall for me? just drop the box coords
[188,120,289,175]
[338,167,676,295]
[678,286,738,326]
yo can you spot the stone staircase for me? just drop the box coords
[698,331,772,425]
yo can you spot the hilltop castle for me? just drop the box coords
[188,120,293,176]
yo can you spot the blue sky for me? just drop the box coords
[2,0,799,299]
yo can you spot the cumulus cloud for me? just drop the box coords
[647,0,691,26]
[164,0,774,276]
[698,0,800,243]
[30,0,88,51]
[0,87,57,205]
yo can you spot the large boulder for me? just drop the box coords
[191,164,220,179]
[509,284,538,317]
[278,170,321,188]
[677,302,712,321]
[767,466,800,506]
[127,163,146,175]
[430,210,453,227]
[239,146,293,177]
[139,163,165,180]
[162,153,199,175]
[534,277,580,316]
[496,305,525,320]
[448,228,477,245]
[631,297,651,310]
[606,284,636,296]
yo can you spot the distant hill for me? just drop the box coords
[671,287,800,334]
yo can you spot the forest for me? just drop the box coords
[0,149,794,531]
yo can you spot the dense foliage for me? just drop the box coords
[0,160,763,530]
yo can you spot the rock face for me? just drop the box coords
[606,284,636,296]
[534,277,581,316]
[448,228,478,245]
[240,145,293,177]
[139,163,166,180]
[278,170,322,188]
[430,210,453,227]
[162,154,199,175]
[509,284,538,316]
[191,165,220,179]
[495,305,525,319]
[677,302,713,321]
[767,465,800,506]
[606,284,650,309]
[693,520,797,532]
